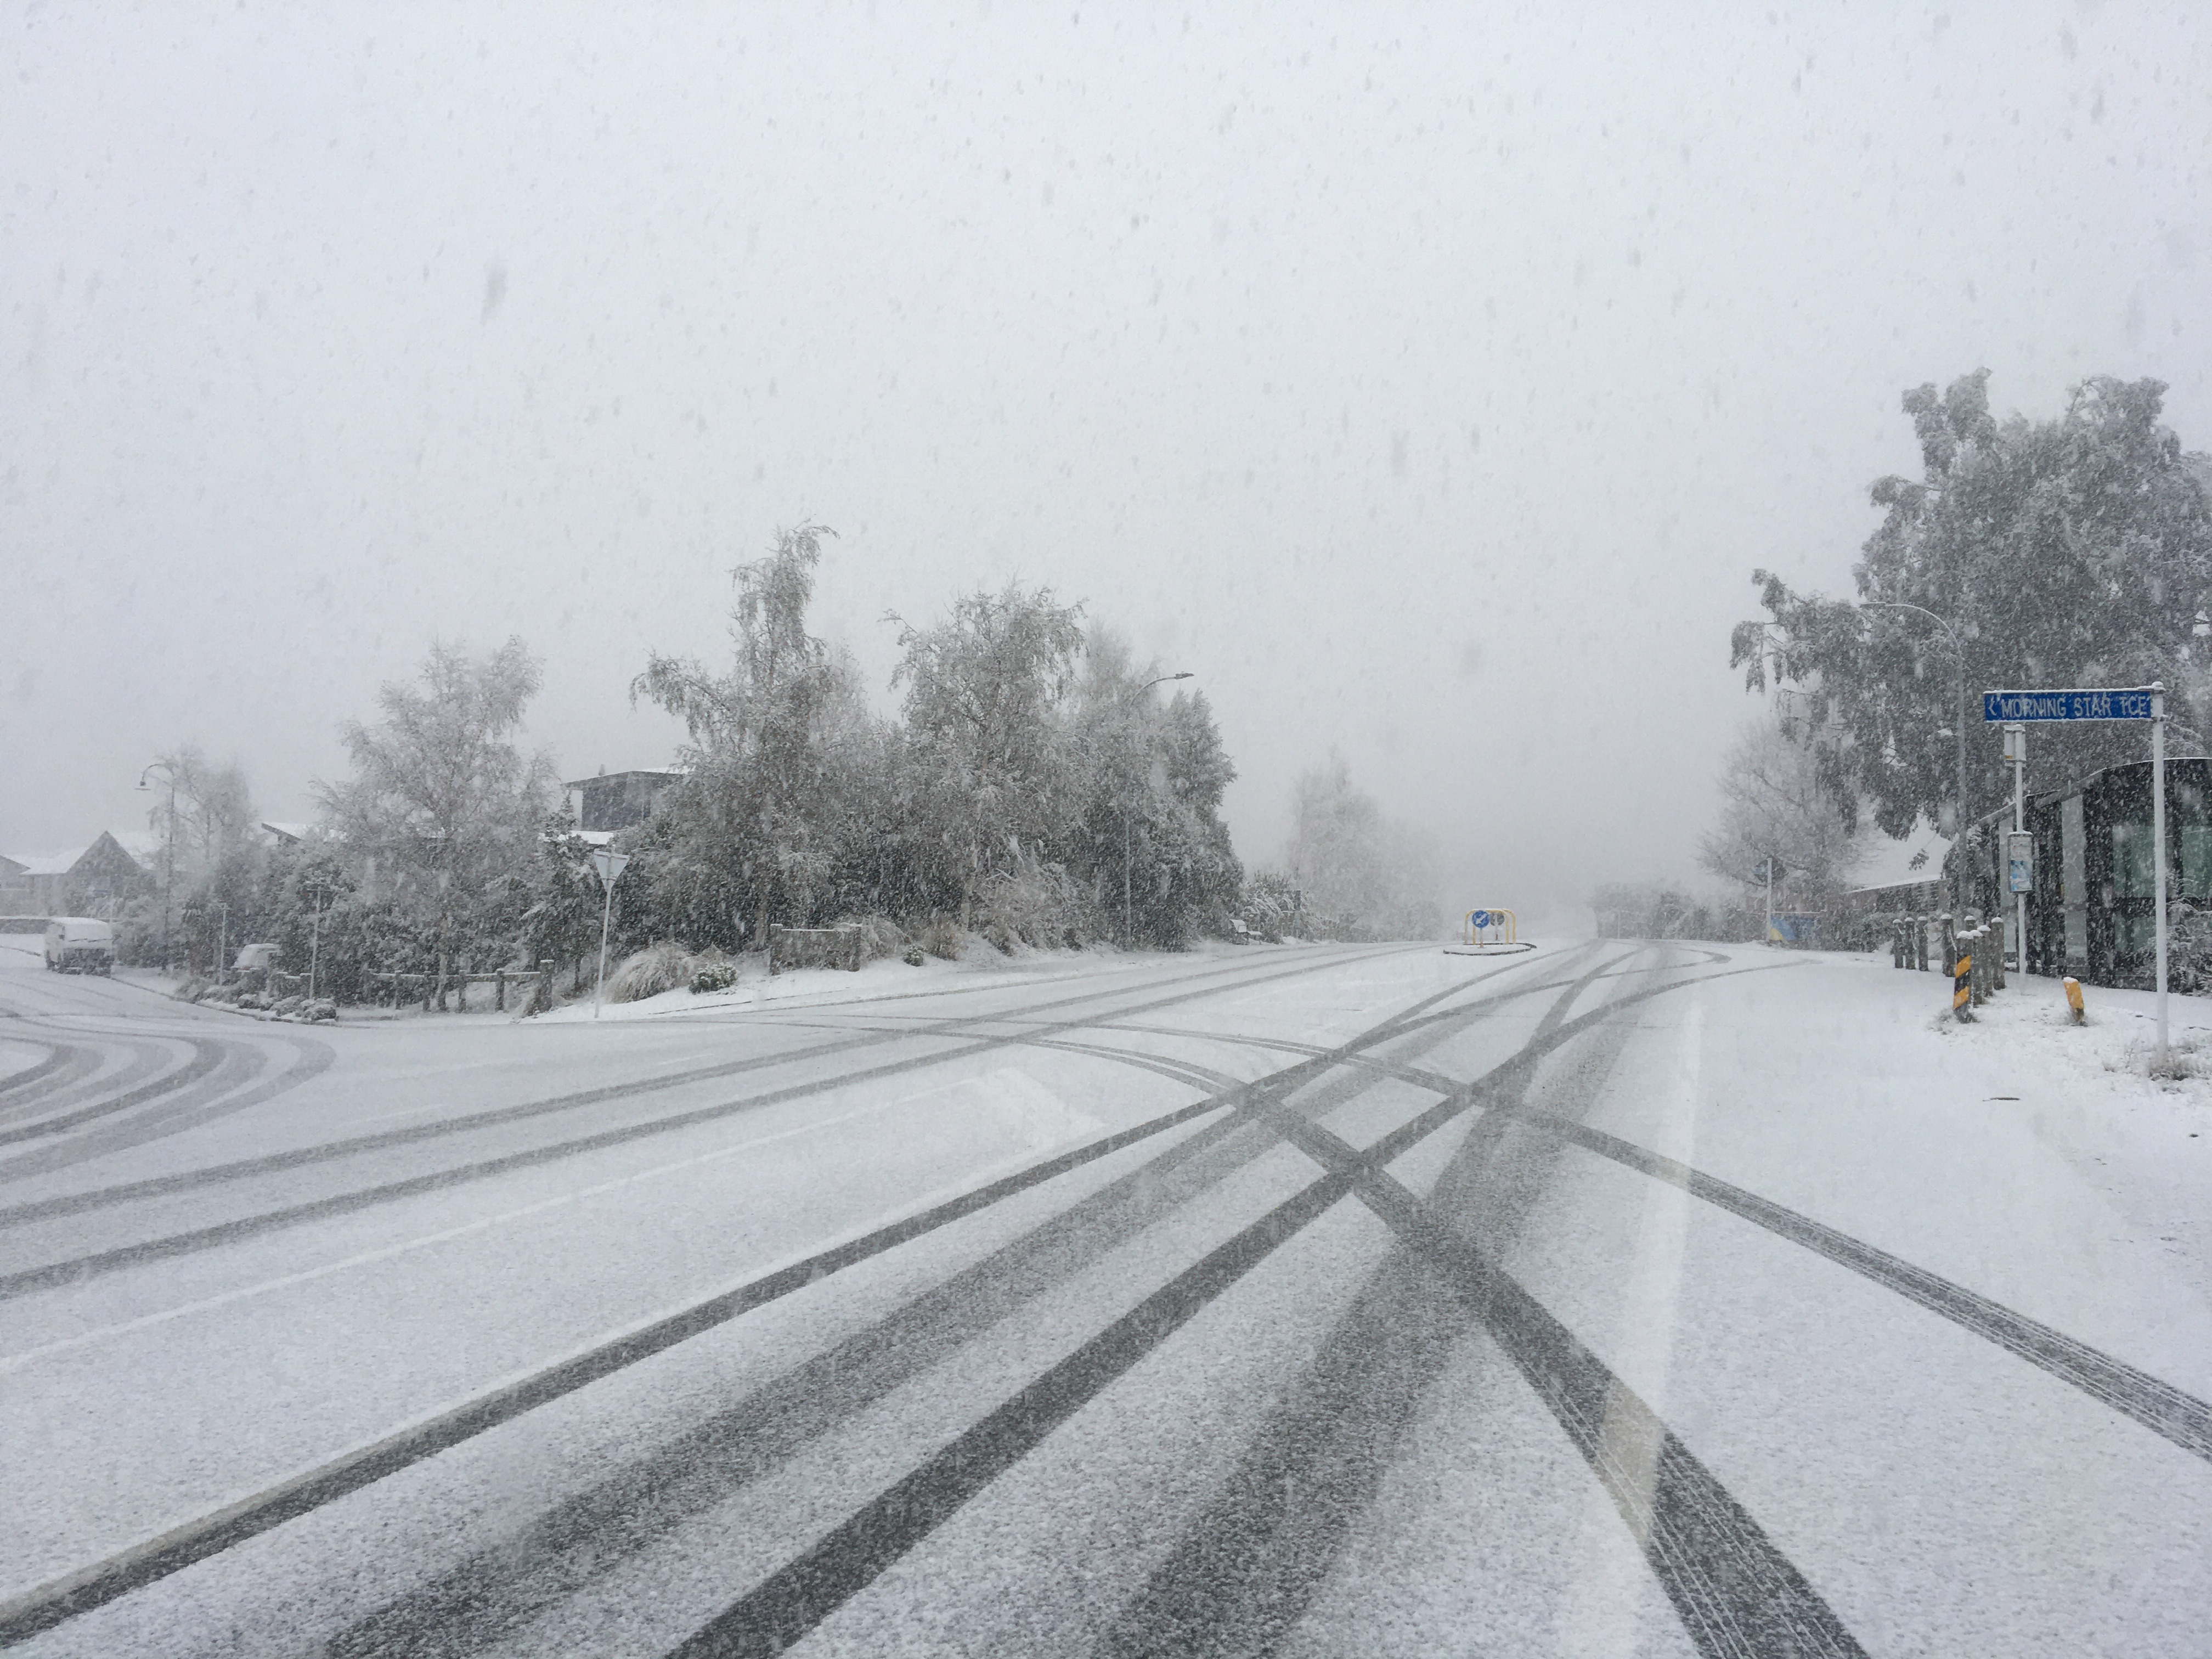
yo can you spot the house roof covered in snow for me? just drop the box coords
[1848,821,1952,894]
[1,849,86,877]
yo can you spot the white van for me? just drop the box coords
[44,918,116,975]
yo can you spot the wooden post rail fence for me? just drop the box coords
[368,967,547,1012]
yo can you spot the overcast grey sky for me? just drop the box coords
[6,2,2208,916]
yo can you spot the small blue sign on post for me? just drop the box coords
[1470,909,1491,929]
[1983,688,2155,723]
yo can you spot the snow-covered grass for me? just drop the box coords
[1932,962,2212,1094]
[1725,950,2212,1322]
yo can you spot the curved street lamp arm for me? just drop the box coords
[1863,600,1963,659]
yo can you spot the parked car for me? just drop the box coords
[44,917,115,975]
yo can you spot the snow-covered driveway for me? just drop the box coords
[2,937,2207,1656]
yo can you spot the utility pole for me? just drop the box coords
[1122,672,1194,946]
[137,762,178,975]
[304,882,330,1004]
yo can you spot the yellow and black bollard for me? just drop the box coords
[2063,977,2086,1024]
[1953,937,1974,1022]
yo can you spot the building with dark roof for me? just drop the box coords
[0,833,151,917]
[563,769,685,833]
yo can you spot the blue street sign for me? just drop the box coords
[1982,688,2156,723]
[1471,910,1491,929]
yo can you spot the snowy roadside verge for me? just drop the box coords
[528,936,1311,1024]
[1936,967,2212,1096]
[1887,961,2211,1278]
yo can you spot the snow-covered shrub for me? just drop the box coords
[690,959,740,994]
[902,945,927,967]
[1239,868,1305,943]
[607,941,696,1003]
[830,914,905,962]
[173,977,212,1003]
[976,857,1096,950]
[919,919,962,961]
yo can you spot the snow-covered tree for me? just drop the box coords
[1733,371,2212,838]
[1065,629,1242,945]
[1697,719,1864,911]
[318,636,556,1005]
[890,582,1087,926]
[1280,755,1441,940]
[634,524,860,945]
[145,744,258,886]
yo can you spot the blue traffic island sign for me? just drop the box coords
[1983,688,2157,722]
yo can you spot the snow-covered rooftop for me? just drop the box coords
[0,849,87,877]
[1850,819,1953,893]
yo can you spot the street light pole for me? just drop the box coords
[1866,600,1971,873]
[137,763,178,975]
[1123,672,1194,947]
[304,883,329,1004]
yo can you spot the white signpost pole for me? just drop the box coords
[589,849,632,1022]
[2153,683,2169,1067]
[2007,723,2027,972]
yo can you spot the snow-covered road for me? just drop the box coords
[2,936,2207,1656]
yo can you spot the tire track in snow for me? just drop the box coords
[0,1036,228,1149]
[0,952,1520,1647]
[1109,958,2212,1474]
[0,1029,173,1123]
[1324,1132,1865,1659]
[1085,947,1679,1659]
[0,1042,80,1103]
[663,953,1843,1659]
[0,948,1441,1300]
[0,945,1414,1234]
[1539,1115,2212,1465]
[189,964,1567,1657]
[0,1032,337,1183]
[0,960,1486,1654]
